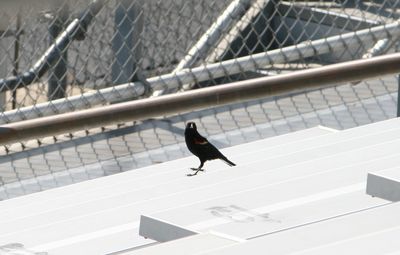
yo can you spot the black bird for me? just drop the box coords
[185,122,236,176]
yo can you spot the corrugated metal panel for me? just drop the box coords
[198,202,400,255]
[1,118,400,254]
[119,233,238,255]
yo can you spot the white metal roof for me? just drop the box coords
[0,118,400,254]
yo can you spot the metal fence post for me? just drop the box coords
[0,53,6,111]
[48,3,69,101]
[397,74,400,117]
[12,11,21,109]
[112,0,144,85]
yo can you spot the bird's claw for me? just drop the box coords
[190,168,204,171]
[187,168,204,176]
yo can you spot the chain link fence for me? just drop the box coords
[0,0,400,199]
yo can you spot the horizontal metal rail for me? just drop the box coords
[1,52,400,145]
[2,20,399,124]
[152,20,400,92]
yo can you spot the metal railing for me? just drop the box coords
[1,52,400,145]
[0,0,399,122]
[1,19,400,124]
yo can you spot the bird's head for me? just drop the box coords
[186,122,197,130]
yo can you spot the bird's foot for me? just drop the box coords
[187,168,204,177]
[190,168,204,171]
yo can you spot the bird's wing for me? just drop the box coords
[196,137,226,160]
[194,136,208,145]
[191,132,225,160]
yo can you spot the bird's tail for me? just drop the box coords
[221,157,236,167]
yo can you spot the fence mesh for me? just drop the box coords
[0,0,399,199]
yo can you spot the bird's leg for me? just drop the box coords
[190,160,204,171]
[187,161,204,176]
[187,169,201,176]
